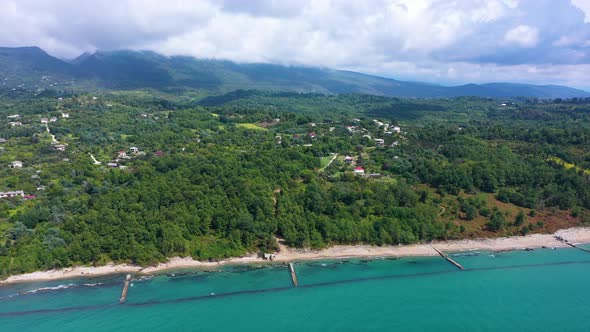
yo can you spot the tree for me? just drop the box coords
[514,211,525,226]
[487,209,506,231]
[465,205,477,221]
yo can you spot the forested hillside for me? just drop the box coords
[1,46,589,98]
[0,89,589,276]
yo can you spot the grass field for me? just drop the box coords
[236,123,268,131]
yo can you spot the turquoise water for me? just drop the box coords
[1,247,590,331]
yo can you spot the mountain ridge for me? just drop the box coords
[0,46,588,98]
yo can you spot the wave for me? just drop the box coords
[0,282,104,300]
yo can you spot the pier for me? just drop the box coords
[564,241,590,253]
[432,247,464,270]
[119,274,132,304]
[554,236,590,254]
[289,263,299,287]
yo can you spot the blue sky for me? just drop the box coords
[1,0,590,89]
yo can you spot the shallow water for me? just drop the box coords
[1,247,589,331]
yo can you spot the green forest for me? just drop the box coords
[1,88,589,276]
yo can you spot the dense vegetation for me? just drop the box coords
[0,89,589,276]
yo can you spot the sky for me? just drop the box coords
[1,0,590,89]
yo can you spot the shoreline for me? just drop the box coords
[2,227,590,285]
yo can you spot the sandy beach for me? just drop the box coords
[2,227,590,285]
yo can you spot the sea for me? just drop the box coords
[1,245,589,332]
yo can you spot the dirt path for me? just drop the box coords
[89,153,102,165]
[45,123,59,144]
[319,153,338,172]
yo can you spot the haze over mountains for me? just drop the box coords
[1,46,588,99]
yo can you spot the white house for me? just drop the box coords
[9,161,23,168]
[393,126,401,133]
[9,122,22,127]
[0,190,24,198]
[49,117,57,123]
[129,147,139,154]
[61,113,69,118]
[40,118,49,124]
[54,144,66,151]
[375,139,385,147]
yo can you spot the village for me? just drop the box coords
[0,93,409,203]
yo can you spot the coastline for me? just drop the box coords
[2,227,590,285]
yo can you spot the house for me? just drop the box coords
[129,147,139,154]
[309,122,316,127]
[9,122,22,127]
[49,117,57,122]
[7,114,20,119]
[308,132,317,139]
[54,144,66,151]
[370,173,383,178]
[9,161,23,168]
[107,162,118,168]
[0,138,7,143]
[0,190,24,198]
[275,136,282,144]
[61,113,69,118]
[354,166,365,175]
[37,185,46,191]
[40,118,49,124]
[390,141,400,147]
[344,156,354,164]
[352,118,361,123]
[117,151,127,158]
[24,195,36,200]
[154,150,164,157]
[392,126,401,133]
[375,138,385,147]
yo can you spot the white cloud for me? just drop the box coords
[572,0,590,22]
[504,25,540,47]
[0,0,589,88]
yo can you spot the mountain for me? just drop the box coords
[0,46,75,80]
[1,46,588,98]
